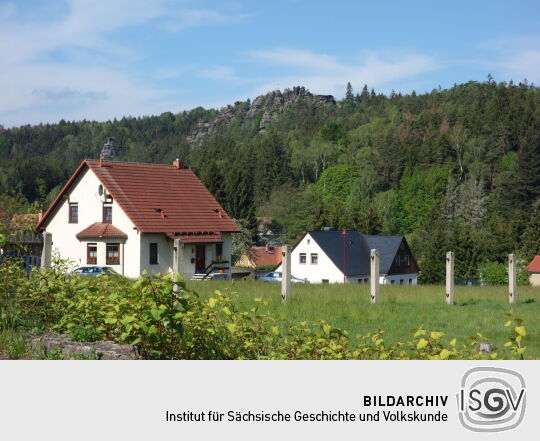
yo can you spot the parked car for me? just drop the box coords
[258,271,310,283]
[71,266,119,277]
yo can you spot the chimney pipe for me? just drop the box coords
[173,158,183,169]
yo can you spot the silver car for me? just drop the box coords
[258,271,310,283]
[71,266,119,277]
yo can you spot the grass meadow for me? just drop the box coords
[186,280,540,358]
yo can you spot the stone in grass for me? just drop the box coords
[479,342,494,354]
[32,332,137,360]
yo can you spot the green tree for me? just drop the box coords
[345,82,354,105]
[520,201,540,262]
[314,164,359,203]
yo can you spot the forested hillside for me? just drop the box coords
[1,78,539,282]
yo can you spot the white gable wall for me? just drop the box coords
[43,168,141,277]
[276,233,344,283]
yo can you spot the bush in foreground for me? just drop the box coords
[0,259,530,360]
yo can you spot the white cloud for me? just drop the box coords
[500,50,540,83]
[0,0,250,127]
[163,8,250,31]
[248,48,439,97]
[471,36,540,83]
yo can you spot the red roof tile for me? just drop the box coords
[525,255,540,273]
[248,246,283,266]
[39,160,240,234]
[76,222,128,239]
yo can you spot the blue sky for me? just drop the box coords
[1,0,539,127]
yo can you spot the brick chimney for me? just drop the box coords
[173,158,183,169]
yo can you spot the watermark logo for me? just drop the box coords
[457,367,526,432]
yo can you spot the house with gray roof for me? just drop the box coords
[276,229,419,284]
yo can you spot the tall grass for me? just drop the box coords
[187,280,540,358]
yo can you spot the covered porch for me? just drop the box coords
[168,232,231,281]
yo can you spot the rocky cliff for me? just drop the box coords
[186,86,335,146]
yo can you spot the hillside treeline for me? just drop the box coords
[1,78,539,282]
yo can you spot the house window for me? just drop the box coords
[299,253,306,264]
[409,278,413,285]
[106,243,120,265]
[311,253,318,264]
[390,280,395,285]
[149,242,158,265]
[87,243,97,264]
[364,278,369,283]
[322,279,329,284]
[103,205,112,223]
[404,255,409,266]
[395,255,400,266]
[399,279,404,285]
[69,203,78,223]
[216,243,223,257]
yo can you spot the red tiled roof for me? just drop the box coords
[525,255,540,273]
[249,246,283,266]
[38,160,240,234]
[76,222,128,239]
[166,232,223,244]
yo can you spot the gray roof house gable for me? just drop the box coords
[364,235,404,274]
[308,231,406,276]
[308,230,371,276]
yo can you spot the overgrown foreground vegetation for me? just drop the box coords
[0,260,534,359]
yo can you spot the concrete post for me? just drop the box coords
[508,253,517,304]
[445,251,454,305]
[281,245,291,303]
[172,239,184,292]
[370,249,379,304]
[41,232,52,268]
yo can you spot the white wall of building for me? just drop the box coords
[43,167,141,277]
[381,274,418,285]
[140,233,173,276]
[276,233,345,283]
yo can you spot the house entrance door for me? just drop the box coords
[195,245,206,273]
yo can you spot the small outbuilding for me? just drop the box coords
[524,255,540,287]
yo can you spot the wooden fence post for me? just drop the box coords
[281,245,291,303]
[370,249,379,304]
[508,253,517,304]
[445,251,454,305]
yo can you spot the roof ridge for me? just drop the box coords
[85,159,187,168]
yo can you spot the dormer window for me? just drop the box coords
[103,205,112,223]
[69,203,78,223]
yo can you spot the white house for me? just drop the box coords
[276,230,419,284]
[38,148,239,279]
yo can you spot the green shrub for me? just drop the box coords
[479,261,530,286]
[479,261,507,285]
[0,258,532,360]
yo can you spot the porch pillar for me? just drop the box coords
[41,232,52,268]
